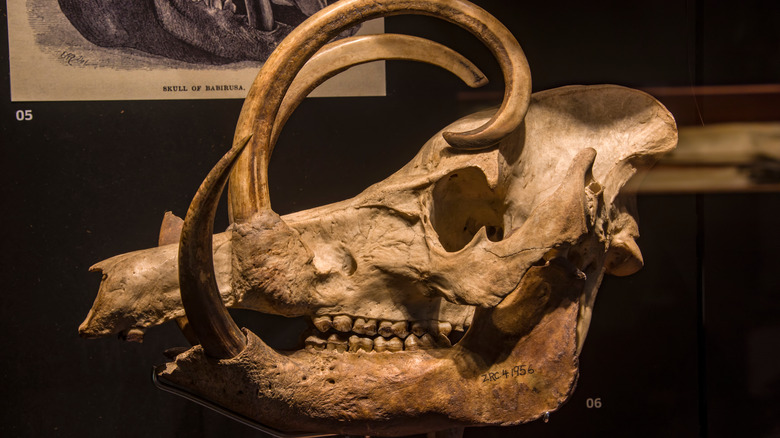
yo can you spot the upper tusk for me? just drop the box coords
[270,33,489,150]
[228,0,531,223]
[179,135,253,359]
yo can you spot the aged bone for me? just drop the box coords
[80,0,677,435]
[178,136,251,358]
[228,0,532,221]
[272,33,489,148]
[158,257,585,435]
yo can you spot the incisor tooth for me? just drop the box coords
[387,337,403,352]
[124,328,145,343]
[332,315,352,332]
[312,315,332,333]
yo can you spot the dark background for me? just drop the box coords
[1,0,779,436]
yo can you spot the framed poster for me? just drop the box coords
[7,0,385,101]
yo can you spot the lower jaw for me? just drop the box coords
[156,261,584,436]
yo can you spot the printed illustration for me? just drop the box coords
[7,0,384,101]
[57,0,355,64]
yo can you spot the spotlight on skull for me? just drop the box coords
[79,0,677,435]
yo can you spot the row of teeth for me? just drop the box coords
[312,315,461,338]
[306,315,464,353]
[306,332,452,353]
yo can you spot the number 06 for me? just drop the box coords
[586,397,602,409]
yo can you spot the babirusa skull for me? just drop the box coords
[79,0,677,435]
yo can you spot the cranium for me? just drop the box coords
[57,0,338,64]
[79,0,677,435]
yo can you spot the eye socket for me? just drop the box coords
[430,167,506,252]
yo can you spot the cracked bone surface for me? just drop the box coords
[79,0,677,435]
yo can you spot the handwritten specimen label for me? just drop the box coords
[481,364,535,383]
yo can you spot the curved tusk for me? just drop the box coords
[228,0,531,222]
[156,211,202,346]
[245,0,275,31]
[179,135,253,359]
[271,33,489,150]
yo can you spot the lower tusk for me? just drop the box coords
[179,135,253,359]
[245,0,275,31]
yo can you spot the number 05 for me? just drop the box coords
[15,110,33,121]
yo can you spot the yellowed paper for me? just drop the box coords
[8,0,385,102]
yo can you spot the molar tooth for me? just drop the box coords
[305,335,326,351]
[387,337,403,352]
[378,320,394,338]
[404,334,420,351]
[352,318,377,336]
[347,335,361,352]
[410,321,428,337]
[348,335,359,352]
[326,333,347,352]
[332,315,353,333]
[418,333,436,350]
[364,319,378,335]
[437,321,452,337]
[312,315,332,333]
[348,335,373,353]
[391,321,409,339]
[373,336,387,352]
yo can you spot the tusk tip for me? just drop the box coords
[442,130,498,151]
